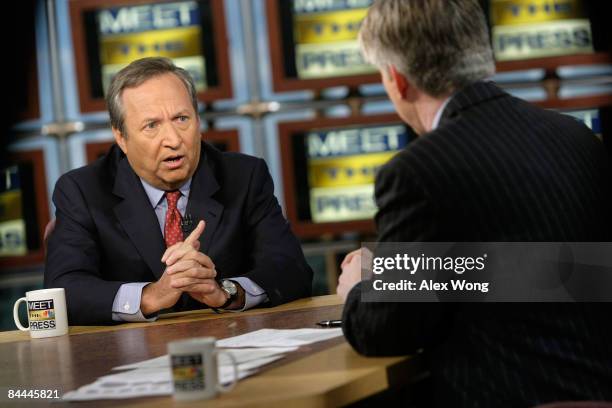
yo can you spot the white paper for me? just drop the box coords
[112,347,297,371]
[217,328,343,348]
[63,354,285,401]
[112,355,169,371]
[62,381,172,401]
[62,327,342,402]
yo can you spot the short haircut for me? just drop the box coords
[106,57,198,135]
[359,0,495,96]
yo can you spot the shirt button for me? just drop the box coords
[123,302,130,311]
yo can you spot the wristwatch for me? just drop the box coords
[218,279,238,309]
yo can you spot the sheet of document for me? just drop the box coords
[62,355,283,401]
[112,346,298,371]
[62,328,342,401]
[216,328,343,348]
[62,381,173,401]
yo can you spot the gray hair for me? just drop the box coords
[359,0,495,96]
[106,57,198,135]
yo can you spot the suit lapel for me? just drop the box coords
[112,157,166,279]
[440,81,507,125]
[186,147,224,254]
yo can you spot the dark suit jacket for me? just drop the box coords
[45,142,312,325]
[342,82,612,407]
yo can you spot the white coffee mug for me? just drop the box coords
[168,337,238,401]
[13,288,68,338]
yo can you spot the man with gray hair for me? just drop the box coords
[337,0,612,406]
[45,57,313,324]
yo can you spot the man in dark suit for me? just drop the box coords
[45,57,312,325]
[336,0,612,406]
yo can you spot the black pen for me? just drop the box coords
[317,319,342,328]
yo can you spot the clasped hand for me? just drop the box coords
[336,247,373,302]
[141,220,228,314]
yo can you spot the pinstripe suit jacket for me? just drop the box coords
[342,81,612,407]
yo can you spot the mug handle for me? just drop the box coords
[215,350,238,393]
[13,297,29,331]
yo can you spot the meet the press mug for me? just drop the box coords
[168,337,238,401]
[13,288,68,338]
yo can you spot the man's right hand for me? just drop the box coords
[140,221,207,315]
[337,247,374,302]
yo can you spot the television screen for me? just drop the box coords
[559,107,612,157]
[267,0,379,91]
[601,107,612,156]
[95,1,209,94]
[280,117,416,236]
[0,164,40,257]
[561,108,602,138]
[489,0,594,61]
[70,0,232,112]
[288,0,374,79]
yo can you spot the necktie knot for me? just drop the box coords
[166,190,181,209]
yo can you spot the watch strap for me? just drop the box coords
[212,280,236,312]
[219,292,234,309]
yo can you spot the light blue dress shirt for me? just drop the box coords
[111,178,268,322]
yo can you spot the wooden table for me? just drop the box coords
[0,295,422,407]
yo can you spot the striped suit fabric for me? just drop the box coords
[342,81,612,407]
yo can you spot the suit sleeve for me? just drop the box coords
[342,157,451,356]
[44,174,126,325]
[240,159,313,306]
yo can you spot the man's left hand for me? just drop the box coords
[337,251,362,302]
[186,281,245,310]
[185,280,228,308]
[337,247,373,302]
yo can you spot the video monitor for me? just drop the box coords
[488,0,594,62]
[86,129,241,163]
[70,0,232,113]
[601,107,612,156]
[0,151,49,268]
[279,115,417,237]
[266,0,379,92]
[0,165,32,257]
[559,107,612,158]
[561,108,602,137]
[561,107,612,152]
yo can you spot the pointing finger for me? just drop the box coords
[162,221,205,263]
[184,220,205,245]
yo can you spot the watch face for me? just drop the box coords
[222,280,238,296]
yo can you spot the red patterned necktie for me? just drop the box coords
[164,191,183,247]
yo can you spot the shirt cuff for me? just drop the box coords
[227,277,269,312]
[112,282,158,322]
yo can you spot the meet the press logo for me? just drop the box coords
[171,354,206,391]
[27,299,56,330]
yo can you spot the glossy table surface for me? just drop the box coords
[0,295,421,407]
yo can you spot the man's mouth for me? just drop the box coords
[163,155,185,169]
[164,155,183,162]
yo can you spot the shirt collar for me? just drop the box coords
[431,96,453,131]
[140,178,192,208]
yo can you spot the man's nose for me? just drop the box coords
[163,124,182,148]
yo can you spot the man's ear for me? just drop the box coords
[112,127,127,154]
[389,65,409,99]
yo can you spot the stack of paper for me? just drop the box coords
[62,347,293,401]
[62,328,343,401]
[217,328,343,348]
